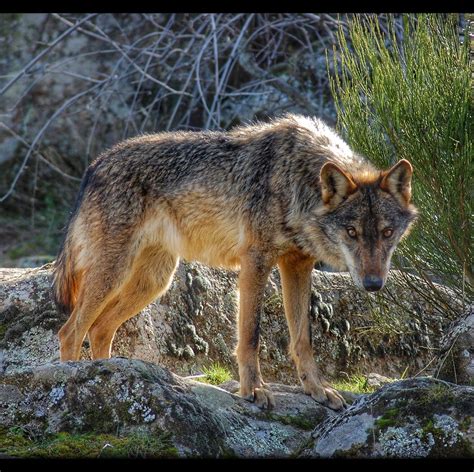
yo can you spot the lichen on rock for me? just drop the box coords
[0,358,337,458]
[378,426,435,458]
[300,377,474,458]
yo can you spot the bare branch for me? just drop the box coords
[0,122,82,182]
[0,14,97,97]
[0,81,104,202]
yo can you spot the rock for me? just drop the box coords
[364,373,395,390]
[0,263,461,383]
[1,358,472,458]
[300,377,474,458]
[16,256,55,269]
[436,305,474,385]
[0,357,336,458]
[0,261,471,459]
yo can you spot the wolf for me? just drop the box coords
[52,114,418,411]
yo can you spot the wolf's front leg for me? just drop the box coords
[236,251,275,410]
[278,252,346,411]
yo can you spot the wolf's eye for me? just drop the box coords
[346,226,357,239]
[382,228,394,238]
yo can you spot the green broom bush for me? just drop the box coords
[329,14,472,315]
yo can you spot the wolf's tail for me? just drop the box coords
[52,167,93,316]
[52,233,80,317]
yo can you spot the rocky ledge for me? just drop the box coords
[0,357,472,458]
[0,262,472,458]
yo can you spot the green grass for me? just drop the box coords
[197,363,233,386]
[332,374,377,394]
[0,427,178,459]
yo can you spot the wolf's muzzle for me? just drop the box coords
[363,275,383,292]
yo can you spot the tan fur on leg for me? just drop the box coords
[278,252,346,410]
[236,250,275,409]
[88,245,178,359]
[58,272,117,361]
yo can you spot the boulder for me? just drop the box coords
[435,305,474,385]
[300,377,474,458]
[0,357,335,458]
[0,358,472,458]
[364,372,395,390]
[0,257,470,459]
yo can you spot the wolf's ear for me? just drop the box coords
[320,162,358,206]
[380,159,413,206]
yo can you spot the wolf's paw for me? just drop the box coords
[240,387,275,410]
[305,382,347,411]
[322,386,347,411]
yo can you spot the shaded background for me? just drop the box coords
[0,13,348,266]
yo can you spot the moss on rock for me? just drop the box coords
[0,427,178,458]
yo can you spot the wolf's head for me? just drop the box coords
[315,159,418,292]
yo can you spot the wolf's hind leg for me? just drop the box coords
[88,245,178,360]
[278,252,347,411]
[236,251,275,410]
[58,266,119,361]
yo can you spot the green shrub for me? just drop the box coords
[329,14,472,312]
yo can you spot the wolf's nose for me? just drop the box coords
[363,275,383,292]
